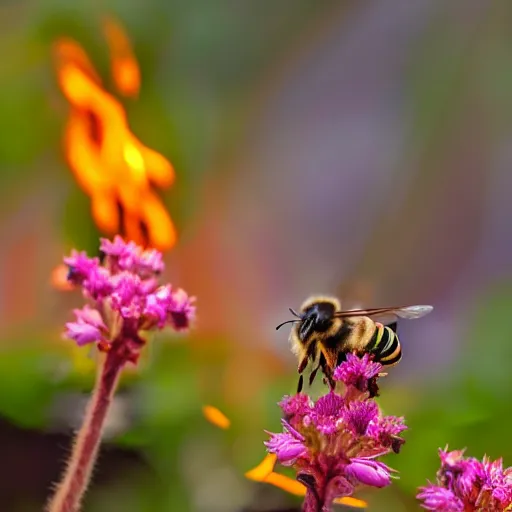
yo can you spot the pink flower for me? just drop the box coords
[333,353,382,393]
[64,250,100,285]
[64,306,107,346]
[417,485,464,511]
[417,448,512,511]
[346,458,392,488]
[367,414,407,454]
[100,236,165,276]
[265,355,406,511]
[143,285,196,330]
[310,391,345,435]
[265,421,307,465]
[343,400,378,436]
[100,236,131,257]
[62,238,195,364]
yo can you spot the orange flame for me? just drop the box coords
[53,19,176,251]
[103,16,140,97]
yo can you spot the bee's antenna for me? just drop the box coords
[289,308,301,318]
[275,319,300,331]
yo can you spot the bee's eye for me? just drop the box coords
[299,318,314,339]
[315,302,335,318]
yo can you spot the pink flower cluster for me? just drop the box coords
[265,354,406,511]
[418,448,512,511]
[63,236,195,364]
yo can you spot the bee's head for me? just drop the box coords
[275,297,339,340]
[299,301,336,339]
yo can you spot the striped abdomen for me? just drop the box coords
[367,323,402,366]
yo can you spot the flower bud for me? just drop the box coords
[346,458,391,488]
[265,432,307,465]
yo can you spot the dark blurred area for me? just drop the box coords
[1,1,512,510]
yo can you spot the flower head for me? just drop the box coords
[310,391,345,435]
[333,353,382,395]
[417,448,512,511]
[417,485,464,511]
[264,420,307,465]
[62,237,195,364]
[64,250,100,285]
[64,305,108,346]
[346,458,393,488]
[100,236,165,277]
[265,355,406,510]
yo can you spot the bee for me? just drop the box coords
[276,296,433,393]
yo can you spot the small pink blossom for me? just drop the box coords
[62,238,195,364]
[418,448,512,511]
[343,400,379,436]
[64,306,107,346]
[64,250,100,285]
[100,236,165,276]
[346,458,392,488]
[310,391,345,435]
[417,485,464,511]
[265,421,307,465]
[367,414,407,454]
[333,353,382,393]
[99,236,131,257]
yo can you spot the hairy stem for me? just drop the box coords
[46,349,124,512]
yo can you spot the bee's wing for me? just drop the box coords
[391,305,433,319]
[334,305,433,321]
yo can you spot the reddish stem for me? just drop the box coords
[46,349,124,512]
[302,489,321,512]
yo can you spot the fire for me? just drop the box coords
[53,19,176,251]
[103,16,141,97]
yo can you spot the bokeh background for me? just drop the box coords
[1,1,512,510]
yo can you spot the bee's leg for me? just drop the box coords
[336,351,347,366]
[368,376,380,398]
[321,375,335,389]
[318,354,335,390]
[298,356,309,374]
[297,374,304,393]
[308,363,321,386]
[297,355,309,393]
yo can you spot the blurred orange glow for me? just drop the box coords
[265,472,307,496]
[245,453,277,481]
[53,21,176,251]
[245,454,367,508]
[333,496,367,508]
[103,16,141,97]
[202,405,231,429]
[50,264,75,291]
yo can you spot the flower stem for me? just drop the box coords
[302,489,322,512]
[46,349,124,512]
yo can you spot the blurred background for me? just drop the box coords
[1,0,512,510]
